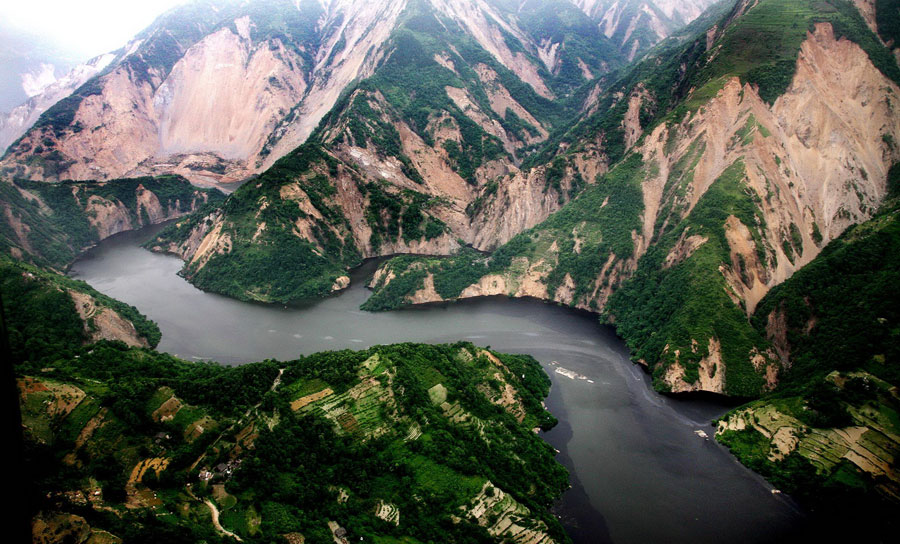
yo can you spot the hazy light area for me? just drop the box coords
[0,0,185,60]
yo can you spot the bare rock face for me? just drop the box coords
[0,53,115,153]
[366,20,900,396]
[154,26,308,163]
[572,0,719,59]
[431,0,555,98]
[69,290,150,348]
[0,0,407,186]
[488,23,898,311]
[1,0,628,189]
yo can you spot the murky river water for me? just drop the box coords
[70,224,805,543]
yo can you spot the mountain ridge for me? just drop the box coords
[0,0,704,186]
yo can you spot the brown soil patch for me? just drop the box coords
[152,396,183,423]
[19,376,49,395]
[127,458,171,486]
[32,513,91,544]
[336,412,360,434]
[185,415,216,443]
[291,388,334,411]
[38,381,87,419]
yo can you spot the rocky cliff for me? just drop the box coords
[0,53,115,154]
[0,0,408,186]
[0,0,624,187]
[715,197,900,537]
[147,0,627,303]
[363,0,900,396]
[0,175,223,269]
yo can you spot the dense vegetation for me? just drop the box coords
[752,202,900,390]
[514,0,624,97]
[0,175,222,269]
[9,260,570,543]
[715,201,900,537]
[149,145,363,303]
[876,0,900,50]
[0,258,161,358]
[607,160,770,395]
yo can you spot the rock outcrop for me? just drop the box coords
[0,0,623,187]
[363,2,900,396]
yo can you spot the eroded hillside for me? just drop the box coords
[363,0,900,396]
[0,0,637,187]
[715,197,900,538]
[146,0,627,302]
[0,175,223,269]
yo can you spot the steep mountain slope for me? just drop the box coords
[9,1,897,399]
[716,197,900,537]
[363,0,900,396]
[573,0,720,59]
[0,175,222,270]
[1,258,161,353]
[0,53,116,154]
[146,0,625,302]
[0,20,84,112]
[0,0,624,187]
[0,0,408,185]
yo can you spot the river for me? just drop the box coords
[69,224,805,543]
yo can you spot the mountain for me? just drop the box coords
[573,0,720,59]
[0,52,116,154]
[0,175,223,270]
[352,0,900,398]
[0,20,84,113]
[1,258,162,354]
[140,0,634,302]
[68,0,896,398]
[717,195,900,539]
[0,0,631,187]
[5,0,900,538]
[4,257,568,542]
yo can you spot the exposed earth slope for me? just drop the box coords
[716,196,900,538]
[360,0,900,396]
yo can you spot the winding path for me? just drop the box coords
[205,498,242,542]
[184,369,285,540]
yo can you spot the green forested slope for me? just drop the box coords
[715,200,900,535]
[363,0,900,397]
[7,262,569,543]
[0,175,223,269]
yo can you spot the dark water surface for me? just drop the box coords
[70,225,805,543]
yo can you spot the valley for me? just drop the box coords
[3,0,900,542]
[62,224,802,543]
